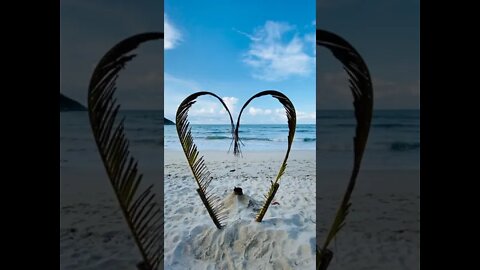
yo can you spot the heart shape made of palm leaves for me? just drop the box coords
[175,90,296,229]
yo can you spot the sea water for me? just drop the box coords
[60,110,419,170]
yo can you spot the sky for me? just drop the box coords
[60,0,419,118]
[317,0,420,109]
[60,0,164,110]
[164,0,316,124]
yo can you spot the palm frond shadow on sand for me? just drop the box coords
[316,29,373,270]
[88,32,163,270]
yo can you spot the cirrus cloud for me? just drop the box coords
[241,21,315,81]
[164,13,182,50]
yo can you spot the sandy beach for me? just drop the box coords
[60,111,419,269]
[60,151,419,270]
[60,166,163,270]
[317,169,420,270]
[164,150,317,269]
[60,124,163,270]
[60,153,419,270]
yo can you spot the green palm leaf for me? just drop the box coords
[233,90,296,222]
[88,32,163,270]
[316,29,373,269]
[175,91,235,229]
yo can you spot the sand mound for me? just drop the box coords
[167,192,314,270]
[164,153,317,270]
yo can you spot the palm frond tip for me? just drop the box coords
[88,32,163,270]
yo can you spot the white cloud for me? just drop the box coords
[232,28,259,41]
[164,73,243,122]
[189,102,218,116]
[164,14,182,50]
[241,21,315,81]
[221,97,238,114]
[274,108,287,120]
[248,107,273,116]
[245,107,317,123]
[272,108,315,122]
[297,111,316,121]
[187,98,241,123]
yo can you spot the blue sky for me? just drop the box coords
[164,0,316,124]
[60,0,418,116]
[60,0,163,110]
[317,0,420,109]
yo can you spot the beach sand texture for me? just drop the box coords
[317,169,420,270]
[60,152,419,270]
[164,150,316,269]
[60,111,419,270]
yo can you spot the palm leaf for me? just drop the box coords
[233,90,296,222]
[175,91,235,229]
[316,29,373,269]
[88,32,163,270]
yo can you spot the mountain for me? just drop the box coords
[60,93,87,111]
[164,118,175,125]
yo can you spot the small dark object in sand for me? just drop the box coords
[234,187,243,195]
[230,169,236,172]
[272,201,280,205]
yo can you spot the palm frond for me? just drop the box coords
[316,246,333,270]
[175,92,235,229]
[316,29,373,268]
[88,32,163,270]
[233,90,296,222]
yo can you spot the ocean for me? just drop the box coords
[315,110,419,170]
[60,110,419,170]
[164,124,316,151]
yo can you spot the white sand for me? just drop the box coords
[164,150,317,270]
[317,170,420,270]
[60,149,419,270]
[60,149,162,269]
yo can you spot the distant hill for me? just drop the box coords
[60,93,175,125]
[164,118,175,125]
[60,93,86,111]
